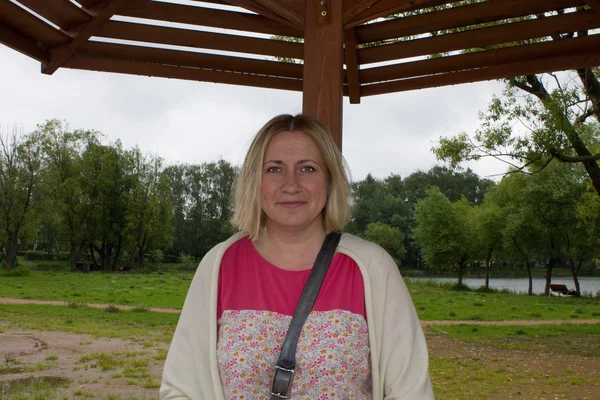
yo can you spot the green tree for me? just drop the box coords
[80,140,135,271]
[363,222,406,265]
[473,198,504,289]
[125,148,173,267]
[346,174,409,234]
[434,70,600,196]
[403,166,493,206]
[413,188,476,286]
[0,126,45,269]
[36,119,98,270]
[164,159,237,258]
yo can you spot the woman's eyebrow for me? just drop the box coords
[263,159,284,166]
[263,159,321,166]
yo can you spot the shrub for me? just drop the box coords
[0,266,31,277]
[178,252,194,266]
[149,249,164,264]
[105,305,121,313]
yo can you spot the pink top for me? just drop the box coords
[217,237,372,399]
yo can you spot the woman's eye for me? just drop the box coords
[300,166,316,173]
[266,166,281,173]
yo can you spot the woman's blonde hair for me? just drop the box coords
[231,114,352,239]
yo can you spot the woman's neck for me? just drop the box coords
[254,223,326,271]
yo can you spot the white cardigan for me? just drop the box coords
[160,232,434,399]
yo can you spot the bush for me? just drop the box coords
[17,251,69,262]
[178,252,194,266]
[1,266,31,277]
[149,249,164,264]
[105,305,121,313]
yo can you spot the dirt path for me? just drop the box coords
[1,297,599,326]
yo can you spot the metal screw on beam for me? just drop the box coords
[321,11,327,16]
[320,0,325,4]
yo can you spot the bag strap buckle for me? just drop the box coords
[270,365,295,399]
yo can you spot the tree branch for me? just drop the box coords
[550,149,600,162]
[574,106,599,124]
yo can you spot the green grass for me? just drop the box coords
[2,271,599,323]
[0,270,192,308]
[428,323,600,356]
[0,376,71,399]
[0,304,179,342]
[406,279,600,321]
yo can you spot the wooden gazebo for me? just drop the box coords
[2,0,600,146]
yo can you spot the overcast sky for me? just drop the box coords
[0,44,508,182]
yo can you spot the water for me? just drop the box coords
[417,276,600,295]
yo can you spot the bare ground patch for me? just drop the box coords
[1,329,165,399]
[425,329,600,400]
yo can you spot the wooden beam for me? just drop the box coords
[62,56,303,91]
[118,1,302,38]
[253,0,304,29]
[77,41,303,79]
[356,0,584,44]
[583,0,600,22]
[344,28,361,104]
[221,0,301,30]
[77,0,105,8]
[584,0,600,10]
[303,0,344,147]
[345,0,451,29]
[361,50,600,96]
[358,10,600,65]
[360,34,600,84]
[17,0,90,31]
[0,23,49,62]
[342,0,381,24]
[95,20,303,60]
[42,0,127,75]
[0,1,70,49]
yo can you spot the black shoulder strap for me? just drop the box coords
[270,231,342,399]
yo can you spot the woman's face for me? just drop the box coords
[260,130,329,233]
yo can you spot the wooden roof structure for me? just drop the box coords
[2,0,600,146]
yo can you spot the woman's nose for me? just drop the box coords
[282,170,300,192]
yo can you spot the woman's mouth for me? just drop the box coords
[279,201,306,209]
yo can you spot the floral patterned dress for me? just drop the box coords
[217,238,372,399]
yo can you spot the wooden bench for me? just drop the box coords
[549,284,569,296]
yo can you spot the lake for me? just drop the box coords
[417,276,600,295]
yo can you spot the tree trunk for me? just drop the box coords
[70,242,78,271]
[526,261,533,296]
[89,243,98,268]
[544,258,554,296]
[137,246,145,267]
[457,254,468,288]
[576,67,600,122]
[112,237,123,271]
[5,236,19,270]
[569,257,581,295]
[102,245,112,272]
[484,246,493,289]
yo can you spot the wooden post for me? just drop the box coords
[302,0,344,149]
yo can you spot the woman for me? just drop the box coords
[160,114,434,399]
